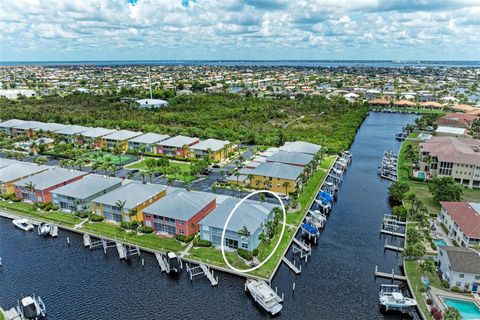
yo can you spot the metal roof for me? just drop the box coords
[50,174,122,200]
[0,119,26,128]
[14,167,88,190]
[143,189,215,221]
[190,139,230,152]
[81,127,117,138]
[250,162,304,180]
[0,158,18,169]
[33,122,70,132]
[279,141,322,155]
[0,163,49,182]
[92,182,166,210]
[128,132,170,144]
[55,125,92,136]
[200,197,276,232]
[267,151,314,166]
[159,135,199,148]
[102,130,143,141]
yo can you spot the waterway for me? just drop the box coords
[0,112,418,319]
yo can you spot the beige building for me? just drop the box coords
[419,136,480,188]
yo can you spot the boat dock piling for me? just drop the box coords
[155,252,167,272]
[282,257,301,274]
[102,238,116,254]
[292,238,311,261]
[380,229,406,238]
[374,266,407,281]
[186,263,219,286]
[116,243,127,259]
[384,239,404,252]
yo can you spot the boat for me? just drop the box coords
[379,284,417,312]
[37,222,53,236]
[166,252,181,273]
[301,223,320,237]
[246,279,283,315]
[13,218,34,231]
[306,215,324,229]
[314,198,332,213]
[19,295,47,320]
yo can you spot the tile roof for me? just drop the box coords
[441,201,480,239]
[435,113,478,129]
[441,246,480,274]
[420,136,480,165]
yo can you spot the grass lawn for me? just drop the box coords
[127,158,196,183]
[188,246,248,270]
[84,152,134,165]
[82,222,184,252]
[405,260,435,320]
[0,200,80,227]
[0,309,4,320]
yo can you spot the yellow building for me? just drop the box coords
[190,139,233,162]
[0,162,49,194]
[91,182,166,223]
[101,130,143,152]
[228,162,303,195]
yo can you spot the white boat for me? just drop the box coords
[246,279,283,315]
[306,215,324,229]
[19,295,47,320]
[13,218,34,231]
[379,285,417,312]
[37,222,53,236]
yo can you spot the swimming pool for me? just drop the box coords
[417,172,426,180]
[442,297,480,319]
[433,239,447,246]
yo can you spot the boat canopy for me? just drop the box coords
[318,191,333,202]
[302,223,318,234]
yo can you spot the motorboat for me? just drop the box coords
[246,279,283,315]
[306,215,324,229]
[13,218,34,231]
[166,252,181,273]
[379,285,417,312]
[19,295,47,320]
[301,223,320,237]
[37,222,53,236]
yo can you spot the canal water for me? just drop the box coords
[0,112,418,320]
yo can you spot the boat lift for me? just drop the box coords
[186,263,218,286]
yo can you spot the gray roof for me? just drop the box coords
[159,135,199,148]
[250,162,304,180]
[200,197,276,233]
[55,125,92,136]
[442,246,480,274]
[0,158,18,169]
[267,151,314,166]
[12,121,42,130]
[191,139,230,152]
[279,141,322,155]
[33,122,69,132]
[92,182,166,210]
[82,127,117,138]
[14,167,87,190]
[0,119,26,128]
[102,130,143,141]
[143,189,215,221]
[128,132,170,144]
[50,174,122,200]
[0,163,49,182]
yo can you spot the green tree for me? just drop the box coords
[429,177,463,202]
[388,181,410,202]
[238,225,250,239]
[443,307,461,320]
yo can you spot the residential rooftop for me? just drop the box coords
[92,182,166,210]
[0,119,26,128]
[440,246,480,274]
[159,135,199,148]
[249,162,304,180]
[0,162,49,182]
[102,130,143,141]
[14,167,88,190]
[55,125,92,136]
[279,141,321,155]
[441,202,480,239]
[435,126,468,135]
[266,150,314,166]
[81,127,118,138]
[420,136,480,165]
[50,174,122,199]
[128,132,170,144]
[190,138,230,152]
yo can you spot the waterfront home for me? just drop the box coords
[101,130,143,151]
[452,104,476,113]
[266,150,314,167]
[135,98,168,108]
[143,189,216,236]
[0,119,26,135]
[189,138,232,162]
[419,136,480,188]
[279,141,321,155]
[419,101,443,109]
[435,126,469,138]
[127,132,170,153]
[91,182,166,223]
[229,162,304,194]
[393,100,416,108]
[0,162,49,194]
[80,127,117,147]
[435,113,478,129]
[367,99,391,108]
[14,167,88,203]
[436,246,480,293]
[439,201,480,247]
[199,197,276,251]
[51,175,122,212]
[156,135,200,158]
[55,125,92,142]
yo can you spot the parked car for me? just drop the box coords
[130,169,139,173]
[216,177,228,183]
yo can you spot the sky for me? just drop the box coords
[1,0,479,61]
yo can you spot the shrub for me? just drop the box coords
[237,248,253,261]
[441,223,449,234]
[11,196,21,202]
[196,239,212,247]
[430,240,437,251]
[138,226,153,234]
[175,234,186,242]
[452,239,459,247]
[252,248,259,257]
[121,222,131,229]
[75,211,89,219]
[441,279,450,288]
[430,307,442,320]
[426,298,433,305]
[130,220,140,230]
[90,214,104,222]
[388,181,410,202]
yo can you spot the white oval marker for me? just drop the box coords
[220,190,286,273]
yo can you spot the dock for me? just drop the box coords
[375,266,407,281]
[116,242,127,259]
[50,225,58,237]
[4,308,22,320]
[381,229,406,238]
[155,252,167,272]
[187,263,219,286]
[282,257,301,274]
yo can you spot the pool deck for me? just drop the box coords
[429,286,480,313]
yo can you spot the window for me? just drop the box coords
[242,243,249,249]
[456,281,462,287]
[178,220,185,225]
[475,276,480,280]
[459,274,465,278]
[179,229,185,235]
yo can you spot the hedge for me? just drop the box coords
[90,214,104,222]
[237,248,253,261]
[196,239,212,247]
[138,226,153,234]
[175,234,195,243]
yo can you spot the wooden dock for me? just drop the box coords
[200,264,219,286]
[282,257,301,274]
[292,237,310,252]
[155,252,167,272]
[375,266,407,281]
[383,218,406,226]
[381,229,405,238]
[384,244,404,252]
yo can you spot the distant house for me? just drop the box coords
[279,141,321,155]
[55,125,92,142]
[435,113,478,129]
[266,151,314,167]
[14,168,88,203]
[135,99,168,108]
[435,126,469,138]
[0,89,36,99]
[91,182,166,223]
[189,138,232,162]
[80,127,118,147]
[439,201,480,247]
[101,130,143,151]
[436,246,480,293]
[51,175,123,212]
[10,121,42,137]
[143,189,216,236]
[0,162,49,194]
[0,119,26,136]
[200,197,276,251]
[156,135,200,158]
[367,99,391,108]
[419,101,443,109]
[393,100,416,108]
[128,133,170,153]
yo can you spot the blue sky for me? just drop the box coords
[0,0,479,61]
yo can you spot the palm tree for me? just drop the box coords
[34,156,48,165]
[167,177,174,186]
[282,181,290,195]
[234,170,241,187]
[59,159,69,168]
[91,162,100,174]
[127,171,135,180]
[115,200,127,221]
[139,171,147,183]
[238,225,250,239]
[24,181,36,192]
[128,208,138,222]
[247,173,254,189]
[101,163,110,177]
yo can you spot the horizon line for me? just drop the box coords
[1,59,480,63]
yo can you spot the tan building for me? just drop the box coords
[419,136,480,188]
